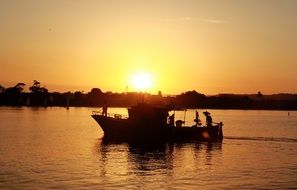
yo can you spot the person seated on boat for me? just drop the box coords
[168,114,175,127]
[203,111,213,127]
[193,110,202,127]
[175,120,184,127]
[102,100,108,116]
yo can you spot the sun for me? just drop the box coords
[130,72,153,91]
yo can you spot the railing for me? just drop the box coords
[92,110,129,119]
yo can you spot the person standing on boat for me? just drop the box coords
[203,111,212,127]
[194,110,201,127]
[102,100,108,116]
[168,114,175,127]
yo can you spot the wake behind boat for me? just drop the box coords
[91,103,223,142]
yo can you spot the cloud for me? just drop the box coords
[160,17,228,24]
[160,16,195,22]
[198,18,227,24]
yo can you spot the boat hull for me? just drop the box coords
[92,115,223,142]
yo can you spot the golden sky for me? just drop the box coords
[1,0,296,94]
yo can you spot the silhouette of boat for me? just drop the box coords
[91,103,223,142]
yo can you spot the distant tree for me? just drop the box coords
[34,80,40,86]
[158,91,162,97]
[72,91,84,106]
[74,91,83,96]
[29,80,40,93]
[89,88,103,96]
[40,87,48,93]
[175,90,206,108]
[182,90,206,98]
[15,83,26,92]
[2,83,26,105]
[86,88,103,106]
[257,91,263,98]
[5,83,26,93]
[29,80,48,93]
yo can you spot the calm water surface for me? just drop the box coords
[0,107,297,189]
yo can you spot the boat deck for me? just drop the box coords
[92,110,129,119]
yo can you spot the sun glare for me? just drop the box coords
[130,72,153,91]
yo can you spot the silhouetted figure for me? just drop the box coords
[168,114,175,127]
[203,111,212,127]
[102,100,108,116]
[194,110,201,126]
[175,120,184,127]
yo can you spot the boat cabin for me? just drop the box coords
[128,103,169,127]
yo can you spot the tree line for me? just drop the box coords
[0,81,297,110]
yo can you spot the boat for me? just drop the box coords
[91,103,223,142]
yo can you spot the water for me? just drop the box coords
[0,107,297,189]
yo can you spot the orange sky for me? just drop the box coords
[1,0,297,94]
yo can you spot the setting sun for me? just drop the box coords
[130,72,153,92]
